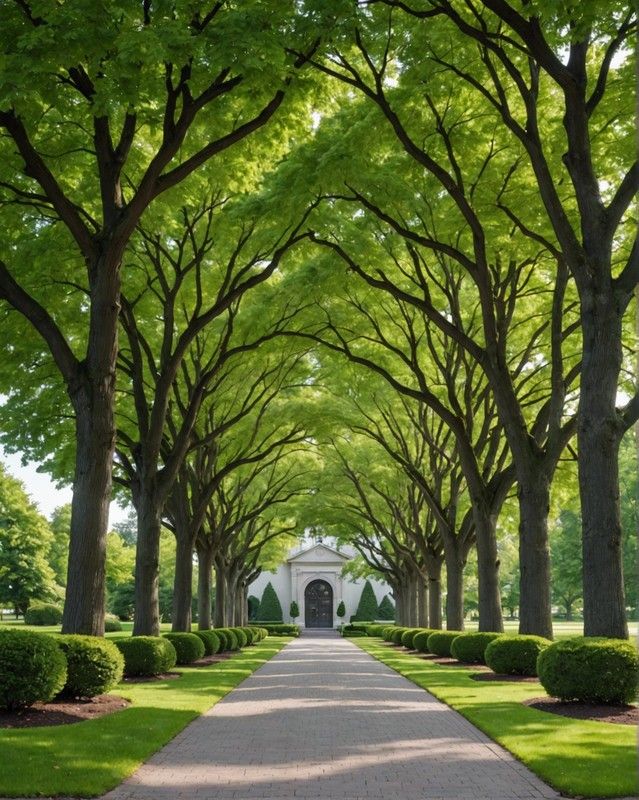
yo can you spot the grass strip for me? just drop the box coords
[356,637,637,799]
[0,636,289,797]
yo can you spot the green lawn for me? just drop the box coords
[0,636,289,798]
[356,637,637,799]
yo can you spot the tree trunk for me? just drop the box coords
[517,472,553,639]
[394,586,404,625]
[214,559,227,628]
[416,577,429,627]
[132,487,161,636]
[579,296,628,638]
[565,601,573,622]
[171,533,194,632]
[428,572,442,630]
[443,546,465,630]
[197,545,214,630]
[474,513,503,632]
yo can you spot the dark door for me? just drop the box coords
[304,580,333,628]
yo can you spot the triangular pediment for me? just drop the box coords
[287,543,350,564]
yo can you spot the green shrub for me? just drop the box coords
[24,602,63,626]
[258,623,299,636]
[351,580,379,622]
[485,635,551,676]
[215,628,239,650]
[213,628,230,650]
[450,632,503,664]
[427,630,463,657]
[241,627,255,645]
[290,600,300,620]
[104,615,123,632]
[537,637,639,705]
[114,636,177,677]
[367,624,388,637]
[341,625,368,637]
[336,600,346,619]
[249,626,265,642]
[58,635,124,698]
[193,629,221,656]
[230,628,248,648]
[382,626,397,641]
[400,628,422,649]
[247,594,260,621]
[377,594,395,621]
[413,629,437,653]
[390,627,409,644]
[256,582,283,622]
[163,632,205,665]
[0,629,67,710]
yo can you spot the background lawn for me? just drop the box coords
[356,637,637,799]
[0,636,289,798]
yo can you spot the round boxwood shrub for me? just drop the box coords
[450,632,503,664]
[485,635,551,676]
[367,624,387,637]
[114,636,177,677]
[241,627,255,645]
[0,629,67,710]
[215,628,239,651]
[194,629,221,656]
[163,632,205,665]
[104,615,123,632]
[382,626,397,641]
[58,635,124,698]
[537,637,639,705]
[231,628,248,648]
[427,630,464,657]
[24,602,63,626]
[400,628,422,649]
[413,629,437,653]
[390,627,409,645]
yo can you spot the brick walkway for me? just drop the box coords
[103,632,560,800]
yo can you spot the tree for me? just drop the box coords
[0,2,321,634]
[290,600,300,621]
[551,510,583,621]
[48,504,71,588]
[256,582,284,622]
[353,580,379,622]
[0,464,56,614]
[377,594,395,621]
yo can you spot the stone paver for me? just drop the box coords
[101,632,563,800]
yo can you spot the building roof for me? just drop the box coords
[287,542,351,564]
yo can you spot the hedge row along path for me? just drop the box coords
[102,632,558,800]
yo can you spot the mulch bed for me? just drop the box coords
[524,696,638,726]
[0,694,130,729]
[191,652,234,667]
[471,672,539,683]
[418,654,491,669]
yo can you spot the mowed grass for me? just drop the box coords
[356,637,637,798]
[0,636,289,797]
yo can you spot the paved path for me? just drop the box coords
[103,632,560,800]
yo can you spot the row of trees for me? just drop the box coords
[0,1,635,638]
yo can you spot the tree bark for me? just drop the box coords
[474,512,503,632]
[416,577,428,627]
[132,487,162,636]
[428,572,442,630]
[579,296,628,638]
[214,558,228,628]
[171,533,194,632]
[197,544,214,630]
[443,546,465,631]
[517,472,553,639]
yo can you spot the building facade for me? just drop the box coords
[248,542,392,628]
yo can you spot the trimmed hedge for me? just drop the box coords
[352,580,379,622]
[485,635,551,676]
[390,627,410,645]
[341,625,367,637]
[215,628,239,651]
[450,632,503,664]
[400,628,422,649]
[163,632,205,664]
[194,629,222,656]
[537,637,639,705]
[114,636,177,677]
[24,602,63,626]
[0,629,67,710]
[58,635,124,698]
[413,629,438,653]
[230,628,248,648]
[382,626,398,641]
[427,630,463,657]
[367,624,388,637]
[258,623,299,636]
[241,627,255,645]
[256,581,284,622]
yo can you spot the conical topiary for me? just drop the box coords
[336,600,346,619]
[256,581,283,622]
[353,580,379,621]
[377,594,395,621]
[290,600,299,620]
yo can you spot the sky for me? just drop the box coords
[0,447,128,525]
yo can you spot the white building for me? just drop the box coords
[248,541,392,628]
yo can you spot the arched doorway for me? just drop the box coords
[304,580,333,628]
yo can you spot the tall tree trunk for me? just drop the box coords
[443,544,465,630]
[428,570,442,630]
[579,297,628,638]
[393,586,404,625]
[171,533,194,632]
[474,512,503,632]
[517,471,553,639]
[416,577,429,627]
[214,558,227,628]
[132,487,161,636]
[197,545,214,630]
